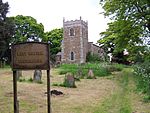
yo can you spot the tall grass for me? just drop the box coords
[57,63,125,78]
[58,63,110,77]
[134,61,150,102]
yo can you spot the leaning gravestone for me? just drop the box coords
[33,70,42,82]
[64,73,76,88]
[87,69,96,79]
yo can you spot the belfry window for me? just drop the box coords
[70,28,75,36]
[70,52,74,60]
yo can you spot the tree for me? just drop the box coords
[99,0,150,62]
[11,15,45,43]
[44,28,63,63]
[100,0,150,34]
[12,15,45,81]
[99,20,143,58]
[0,0,15,67]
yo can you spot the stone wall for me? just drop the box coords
[61,17,88,63]
[61,17,104,64]
[88,42,105,58]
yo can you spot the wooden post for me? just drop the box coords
[13,70,19,113]
[47,70,51,113]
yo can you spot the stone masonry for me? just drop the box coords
[60,17,104,64]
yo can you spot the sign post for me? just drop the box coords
[47,70,51,113]
[13,70,18,113]
[11,42,51,113]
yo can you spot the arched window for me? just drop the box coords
[70,28,75,36]
[70,52,74,60]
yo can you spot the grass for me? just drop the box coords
[19,100,37,113]
[0,65,150,113]
[133,62,150,102]
[57,63,111,77]
[18,77,43,84]
[93,68,133,113]
[0,68,117,113]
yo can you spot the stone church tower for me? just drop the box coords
[61,17,88,63]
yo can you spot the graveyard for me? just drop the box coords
[0,0,150,113]
[0,63,150,113]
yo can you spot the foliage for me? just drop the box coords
[44,28,63,63]
[143,47,150,62]
[134,61,150,101]
[11,15,45,43]
[44,28,63,54]
[0,0,15,62]
[99,0,150,62]
[100,0,150,34]
[86,52,102,62]
[98,19,145,62]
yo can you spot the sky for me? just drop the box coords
[4,0,109,43]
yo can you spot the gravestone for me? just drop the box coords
[77,67,83,78]
[87,69,96,79]
[33,70,42,82]
[64,73,76,88]
[16,70,22,80]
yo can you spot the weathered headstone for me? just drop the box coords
[16,70,22,80]
[87,69,96,79]
[77,67,83,78]
[64,73,76,88]
[33,70,42,82]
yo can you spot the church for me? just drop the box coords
[56,17,104,64]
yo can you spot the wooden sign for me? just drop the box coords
[11,42,50,70]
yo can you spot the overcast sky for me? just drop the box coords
[4,0,109,43]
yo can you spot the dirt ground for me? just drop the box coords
[0,69,117,113]
[0,69,149,113]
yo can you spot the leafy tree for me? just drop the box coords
[99,0,150,62]
[44,28,63,63]
[11,15,45,43]
[100,0,150,34]
[0,0,15,66]
[99,20,143,61]
[12,15,45,80]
